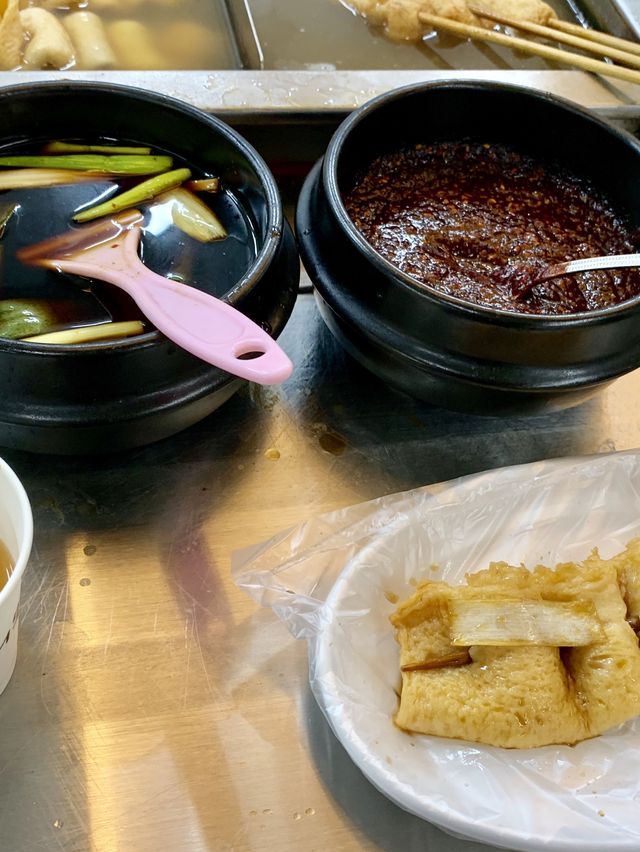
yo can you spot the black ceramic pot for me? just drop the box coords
[296,81,640,415]
[0,82,299,453]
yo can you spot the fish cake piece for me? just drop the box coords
[0,0,23,70]
[20,7,75,69]
[472,0,557,26]
[384,0,475,40]
[347,0,556,41]
[347,0,475,40]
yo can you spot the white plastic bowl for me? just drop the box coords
[0,458,33,694]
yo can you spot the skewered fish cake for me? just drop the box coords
[475,0,556,25]
[346,0,556,41]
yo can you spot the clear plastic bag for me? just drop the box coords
[233,451,640,851]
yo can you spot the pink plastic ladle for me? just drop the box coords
[24,219,293,385]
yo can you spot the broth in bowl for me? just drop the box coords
[0,138,257,342]
[0,539,11,593]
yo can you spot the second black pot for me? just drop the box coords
[296,81,640,415]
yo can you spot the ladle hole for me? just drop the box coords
[236,349,266,361]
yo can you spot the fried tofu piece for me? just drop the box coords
[605,536,640,622]
[391,540,640,748]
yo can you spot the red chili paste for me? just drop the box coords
[344,141,640,315]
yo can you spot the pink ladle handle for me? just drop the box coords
[51,227,293,385]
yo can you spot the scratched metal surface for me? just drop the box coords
[0,82,635,852]
[0,286,639,851]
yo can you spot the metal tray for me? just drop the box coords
[240,0,639,72]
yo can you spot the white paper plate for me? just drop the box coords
[311,452,640,852]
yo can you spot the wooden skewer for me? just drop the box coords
[468,5,640,70]
[417,12,640,86]
[547,18,640,59]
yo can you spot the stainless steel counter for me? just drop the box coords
[1,282,640,852]
[4,68,640,116]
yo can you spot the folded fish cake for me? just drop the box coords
[391,541,640,748]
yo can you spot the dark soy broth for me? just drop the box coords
[0,141,258,335]
[0,540,12,593]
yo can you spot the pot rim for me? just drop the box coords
[0,80,284,356]
[322,78,640,327]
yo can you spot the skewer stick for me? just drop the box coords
[547,18,640,59]
[468,5,640,69]
[417,13,640,86]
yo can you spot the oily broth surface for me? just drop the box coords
[0,147,258,333]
